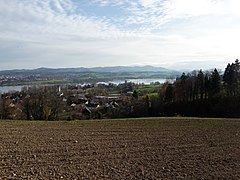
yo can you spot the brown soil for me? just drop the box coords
[0,118,239,179]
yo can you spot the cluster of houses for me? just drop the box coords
[0,82,138,120]
[0,75,19,85]
[61,85,134,119]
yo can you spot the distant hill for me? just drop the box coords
[0,66,179,75]
[0,66,181,86]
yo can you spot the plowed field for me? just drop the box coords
[0,118,240,179]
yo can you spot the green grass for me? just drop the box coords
[134,85,160,94]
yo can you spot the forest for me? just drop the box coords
[0,60,239,120]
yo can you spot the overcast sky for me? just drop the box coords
[0,0,240,70]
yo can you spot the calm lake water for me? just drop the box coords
[108,78,173,85]
[0,78,173,93]
[0,85,25,94]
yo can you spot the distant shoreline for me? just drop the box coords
[0,78,172,93]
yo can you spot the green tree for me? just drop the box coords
[209,69,221,97]
[223,59,240,95]
[164,84,174,102]
[197,70,204,100]
[204,73,210,99]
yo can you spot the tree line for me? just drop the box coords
[110,60,240,118]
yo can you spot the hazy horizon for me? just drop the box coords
[1,0,240,70]
[0,64,225,72]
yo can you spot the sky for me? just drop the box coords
[0,0,240,70]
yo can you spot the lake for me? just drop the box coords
[108,78,173,85]
[0,78,173,93]
[0,85,25,94]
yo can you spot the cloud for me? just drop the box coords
[0,0,132,41]
[91,0,240,32]
[0,0,240,70]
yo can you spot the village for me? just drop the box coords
[0,81,160,120]
[62,83,136,120]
